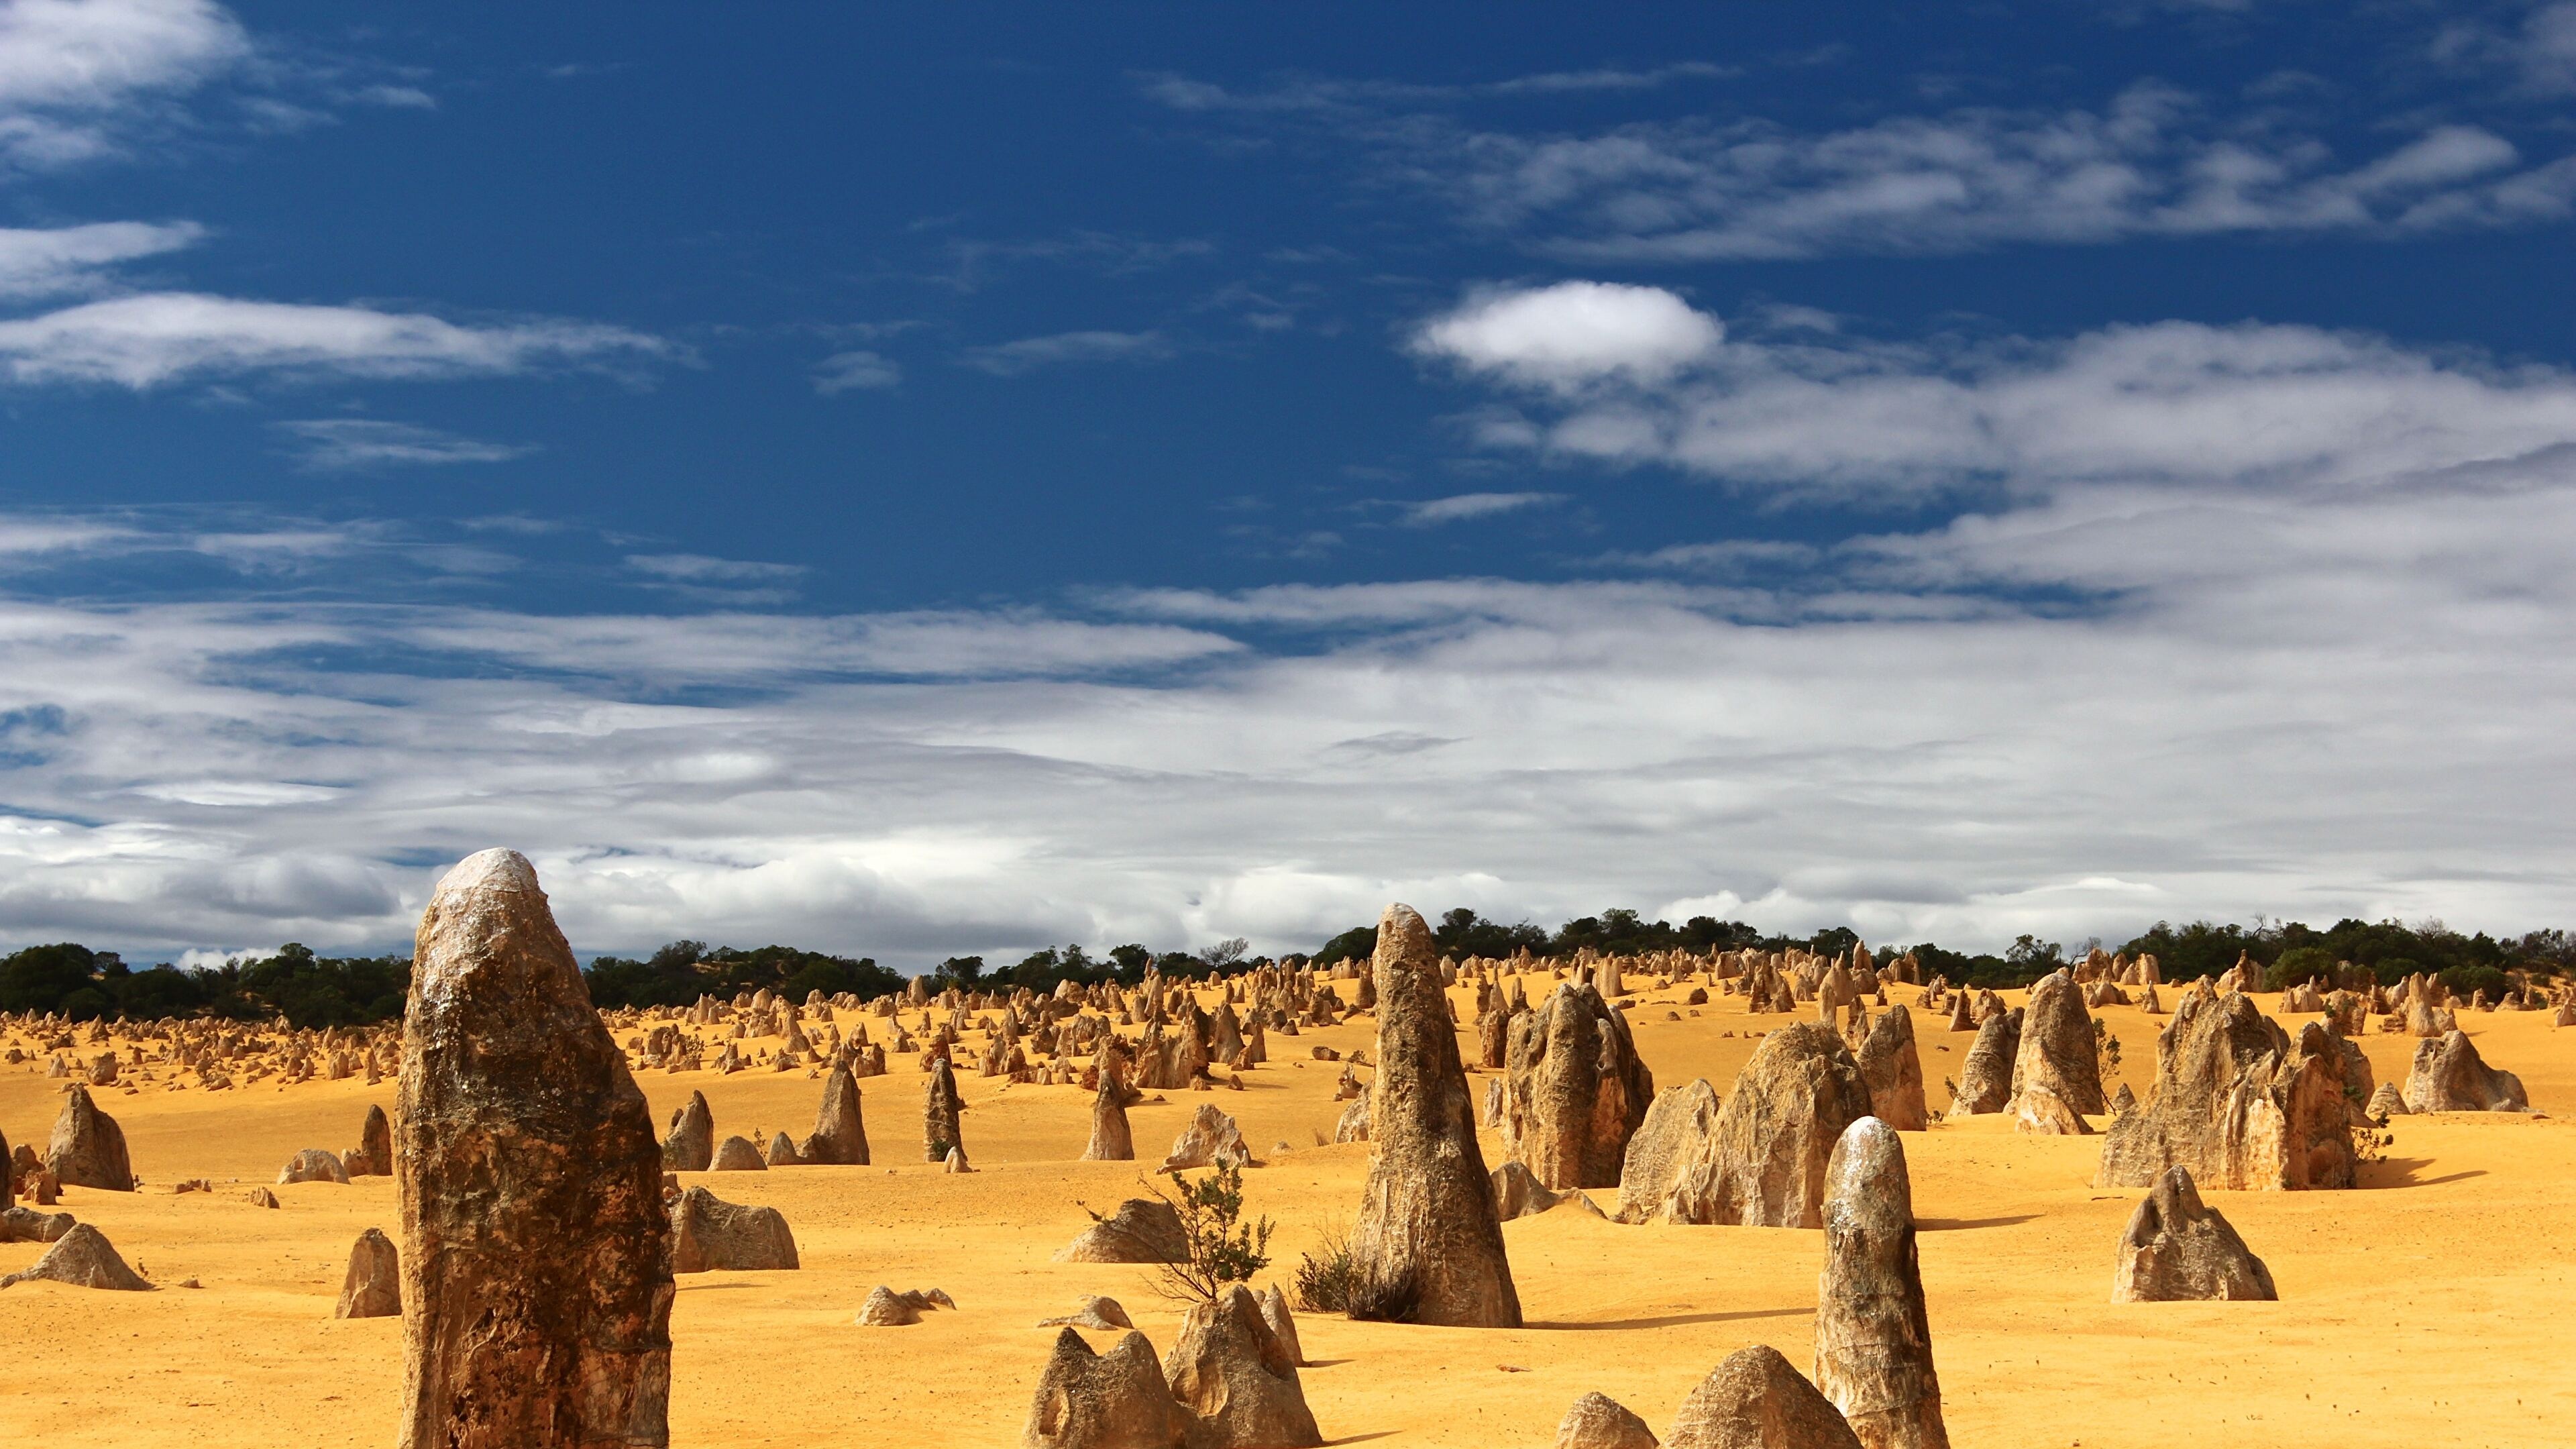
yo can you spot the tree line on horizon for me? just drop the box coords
[3,908,2567,1032]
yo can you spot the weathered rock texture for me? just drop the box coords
[1085,1065,1137,1161]
[2005,971,2104,1133]
[2110,1166,2275,1302]
[352,1104,394,1176]
[1055,1198,1189,1264]
[1557,1391,1658,1449]
[1615,1079,1721,1224]
[1943,1012,2019,1119]
[280,1148,352,1185]
[1666,1344,1864,1449]
[1813,1120,1945,1449]
[710,1134,765,1171]
[1853,1008,1927,1132]
[1664,1023,1872,1228]
[396,849,672,1449]
[0,1204,76,1242]
[1503,981,1656,1190]
[800,1067,871,1164]
[924,1056,965,1162]
[0,1221,152,1291]
[1022,1328,1192,1449]
[1161,1104,1250,1171]
[337,1227,402,1318]
[669,1185,800,1272]
[1161,1283,1323,1449]
[45,1083,133,1191]
[2096,982,2359,1191]
[661,1092,714,1172]
[2402,1030,2530,1113]
[1345,903,1521,1327]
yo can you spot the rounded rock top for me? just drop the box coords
[433,848,543,900]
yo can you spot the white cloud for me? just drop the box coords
[7,310,2576,963]
[0,218,198,296]
[961,329,1170,376]
[274,418,532,469]
[623,553,806,585]
[1434,297,2576,505]
[0,0,249,169]
[0,291,671,386]
[1170,72,2576,258]
[1399,491,1566,525]
[1413,281,1721,389]
[812,347,900,393]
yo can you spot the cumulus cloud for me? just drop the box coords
[1412,281,1721,388]
[0,292,672,386]
[961,329,1171,376]
[1431,294,2576,505]
[273,418,532,470]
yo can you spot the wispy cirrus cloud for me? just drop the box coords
[1397,491,1565,525]
[1151,70,2576,259]
[272,418,533,470]
[0,291,673,386]
[961,328,1170,376]
[0,219,199,296]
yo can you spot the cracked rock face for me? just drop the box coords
[2111,1165,2277,1303]
[1662,1022,1872,1230]
[1502,980,1655,1191]
[1346,903,1522,1328]
[2402,1030,2530,1113]
[396,849,673,1449]
[1556,1391,1657,1449]
[1161,1284,1323,1449]
[1615,1078,1721,1224]
[1022,1328,1193,1449]
[2096,984,2358,1191]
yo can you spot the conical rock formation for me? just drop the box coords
[2111,1166,2276,1302]
[396,849,672,1449]
[1502,981,1655,1190]
[1813,1119,1946,1449]
[1346,904,1521,1327]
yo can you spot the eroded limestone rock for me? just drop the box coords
[1663,1023,1871,1229]
[1502,981,1654,1191]
[1666,1344,1863,1449]
[337,1227,401,1318]
[1346,904,1521,1327]
[1814,1120,1945,1449]
[396,849,672,1449]
[2110,1166,2275,1302]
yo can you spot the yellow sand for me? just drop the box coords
[5,983,2574,1448]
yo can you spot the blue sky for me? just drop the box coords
[3,1,2575,967]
